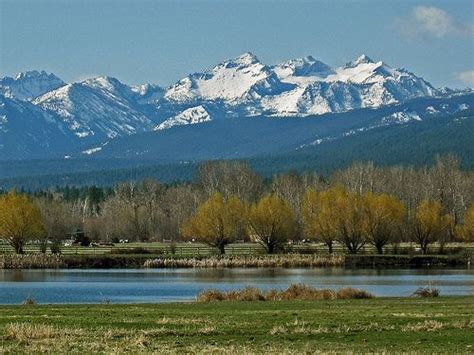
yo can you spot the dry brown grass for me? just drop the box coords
[143,254,345,268]
[0,254,65,269]
[197,283,374,302]
[3,322,84,344]
[5,323,56,342]
[401,320,444,332]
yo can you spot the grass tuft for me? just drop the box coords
[5,323,56,342]
[401,320,444,332]
[197,283,374,302]
[22,295,37,305]
[413,286,440,298]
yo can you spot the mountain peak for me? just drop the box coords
[1,70,65,101]
[274,56,334,79]
[83,76,121,88]
[13,70,63,82]
[345,54,375,68]
[229,52,260,66]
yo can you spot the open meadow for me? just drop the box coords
[1,297,473,353]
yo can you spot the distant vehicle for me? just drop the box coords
[119,239,129,243]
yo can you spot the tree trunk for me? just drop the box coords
[375,243,384,255]
[327,241,333,254]
[267,242,275,254]
[346,242,358,254]
[13,241,24,254]
[218,242,226,255]
[420,240,428,255]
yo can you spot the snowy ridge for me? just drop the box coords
[262,55,436,116]
[158,52,439,123]
[164,52,293,103]
[33,76,156,143]
[0,70,65,101]
[155,105,212,130]
[0,51,464,157]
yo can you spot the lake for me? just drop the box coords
[1,268,473,304]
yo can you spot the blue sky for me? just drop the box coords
[1,0,473,88]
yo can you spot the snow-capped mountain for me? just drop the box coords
[131,83,164,104]
[158,52,438,125]
[0,94,78,159]
[155,105,212,130]
[0,70,65,101]
[90,92,474,161]
[273,55,335,82]
[164,52,293,104]
[33,76,157,144]
[0,51,467,161]
[261,54,437,116]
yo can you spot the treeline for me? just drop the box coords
[0,156,473,255]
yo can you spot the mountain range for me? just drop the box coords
[0,52,472,173]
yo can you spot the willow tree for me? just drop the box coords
[331,187,367,254]
[247,194,297,254]
[301,188,337,253]
[363,192,406,254]
[412,200,452,254]
[0,190,45,254]
[182,192,246,254]
[457,205,474,242]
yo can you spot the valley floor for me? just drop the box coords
[1,297,473,353]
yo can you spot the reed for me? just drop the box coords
[143,254,345,268]
[196,283,374,302]
[0,254,65,269]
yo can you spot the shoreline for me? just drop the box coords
[0,253,470,269]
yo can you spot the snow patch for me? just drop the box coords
[82,146,102,155]
[156,105,212,130]
[382,111,422,124]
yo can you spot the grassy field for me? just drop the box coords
[1,297,473,353]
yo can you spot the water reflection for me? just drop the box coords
[0,268,473,304]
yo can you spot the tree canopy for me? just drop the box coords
[0,190,45,253]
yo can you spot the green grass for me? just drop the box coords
[1,297,473,353]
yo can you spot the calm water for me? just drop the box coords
[0,268,473,304]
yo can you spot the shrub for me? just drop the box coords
[196,289,225,302]
[413,286,440,298]
[336,287,374,299]
[22,295,36,305]
[50,242,61,254]
[196,284,374,302]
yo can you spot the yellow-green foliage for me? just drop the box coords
[363,192,406,253]
[181,192,246,254]
[247,194,297,253]
[457,205,474,242]
[0,190,45,254]
[301,188,338,252]
[413,200,452,254]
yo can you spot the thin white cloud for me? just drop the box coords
[457,70,474,86]
[397,6,474,39]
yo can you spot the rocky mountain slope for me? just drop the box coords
[0,52,469,161]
